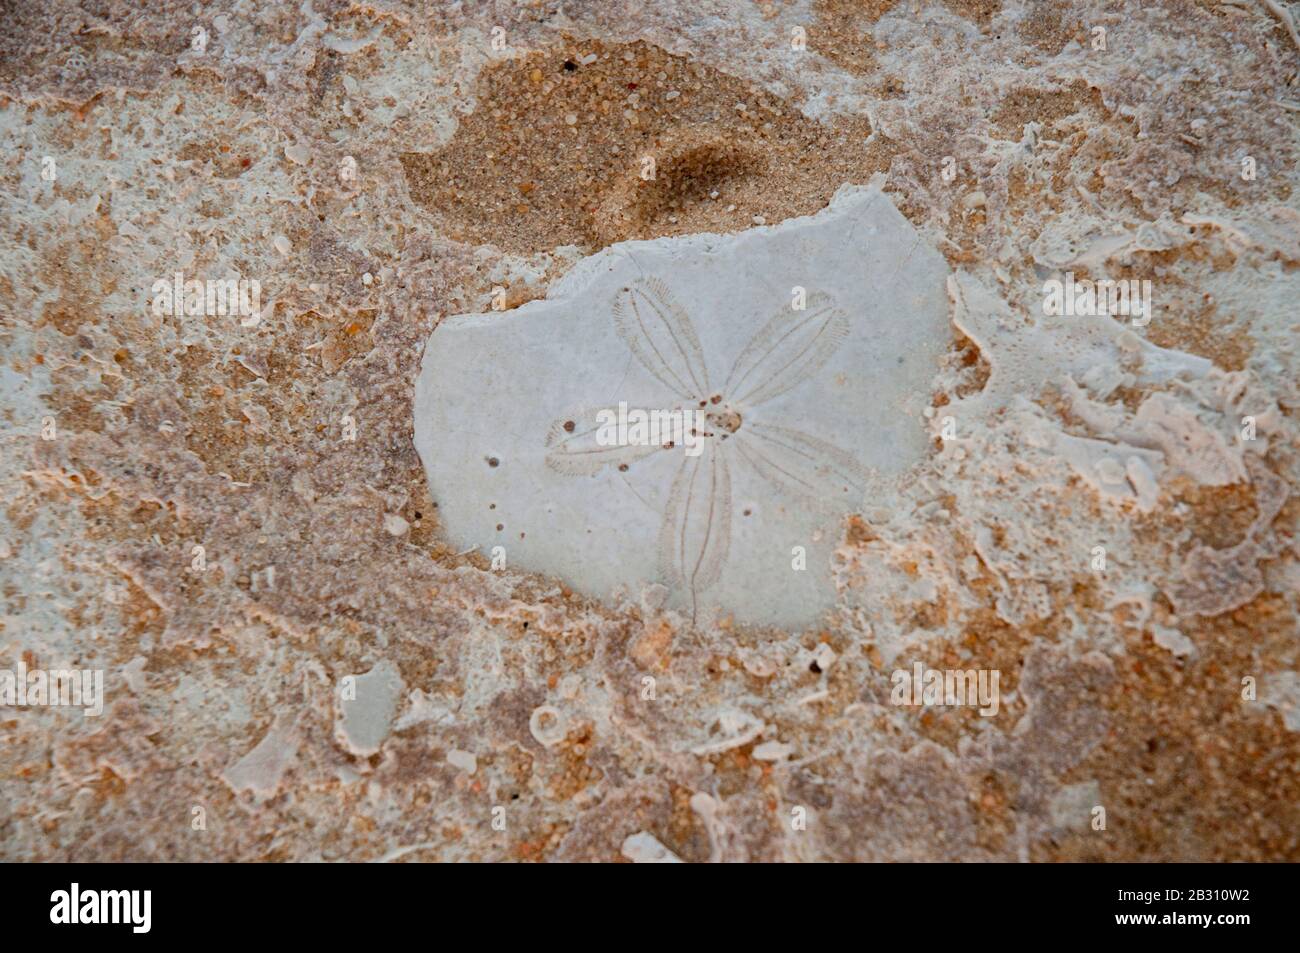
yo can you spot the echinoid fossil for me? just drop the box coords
[414,183,950,628]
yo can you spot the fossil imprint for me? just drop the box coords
[414,183,951,628]
[544,277,871,613]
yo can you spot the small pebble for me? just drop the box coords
[812,642,837,672]
[447,749,477,774]
[621,832,682,863]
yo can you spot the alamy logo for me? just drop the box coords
[0,661,102,717]
[890,663,1001,717]
[151,271,261,321]
[595,401,706,457]
[50,883,151,933]
[1042,271,1152,326]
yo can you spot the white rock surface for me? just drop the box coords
[222,714,302,804]
[335,660,404,757]
[620,831,683,863]
[447,749,477,774]
[414,183,950,628]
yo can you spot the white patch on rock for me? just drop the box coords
[1262,671,1300,732]
[1151,624,1197,659]
[447,748,477,774]
[222,713,301,803]
[1133,393,1246,486]
[414,183,951,628]
[811,642,837,672]
[620,831,683,863]
[335,659,404,756]
[1048,780,1102,832]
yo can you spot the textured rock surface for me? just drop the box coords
[1,1,1299,862]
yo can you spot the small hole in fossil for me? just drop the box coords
[563,420,575,432]
[487,456,499,467]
